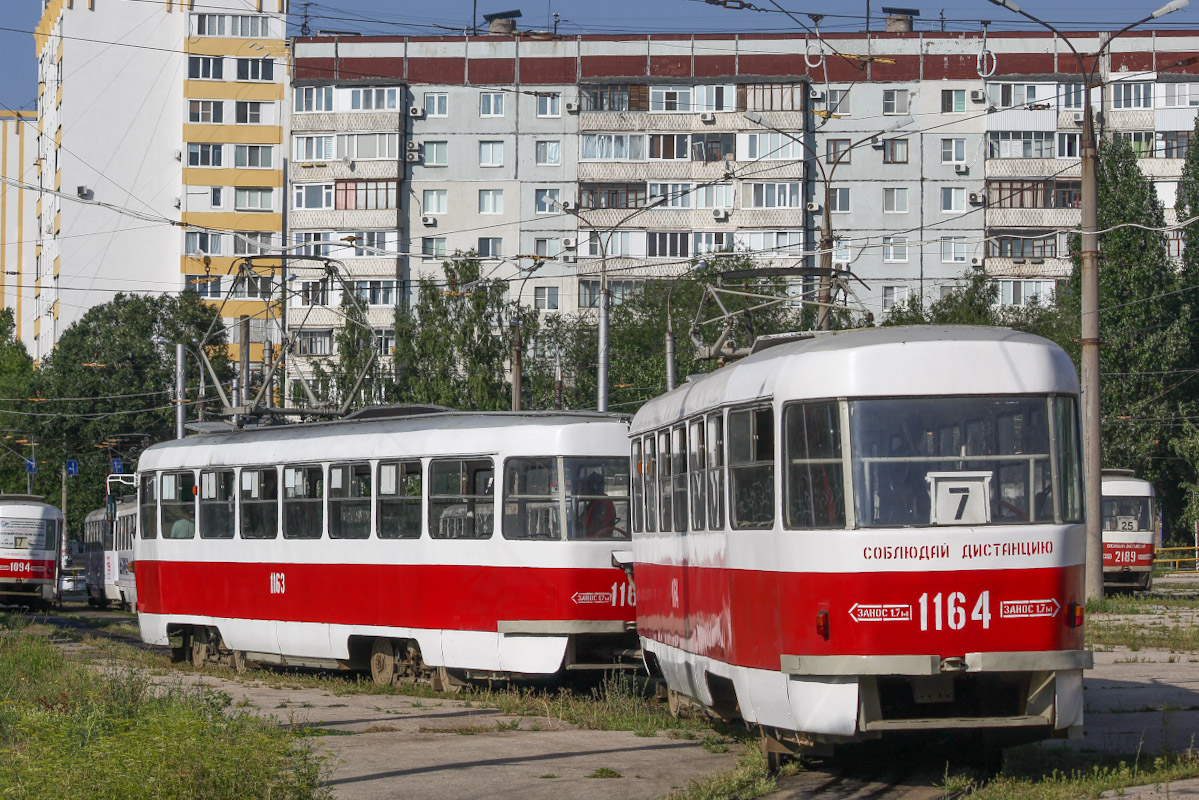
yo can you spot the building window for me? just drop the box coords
[940,236,966,263]
[694,184,734,209]
[739,230,803,255]
[1112,82,1152,109]
[987,179,1081,209]
[882,88,909,115]
[650,86,692,112]
[210,187,223,208]
[1160,131,1192,159]
[987,232,1057,259]
[186,274,222,298]
[294,135,334,161]
[579,280,601,307]
[194,13,268,36]
[188,56,223,80]
[295,329,333,356]
[234,187,272,211]
[882,285,909,310]
[424,92,448,117]
[649,134,692,161]
[882,187,907,213]
[293,232,333,257]
[422,237,447,260]
[1060,82,1085,110]
[535,140,561,165]
[335,180,398,210]
[351,87,398,110]
[534,286,559,310]
[826,138,851,164]
[882,236,908,262]
[987,131,1054,158]
[581,84,639,112]
[294,86,332,112]
[479,140,504,167]
[423,189,447,214]
[828,187,850,212]
[477,237,502,258]
[1057,132,1081,159]
[941,89,965,113]
[833,238,851,263]
[338,133,398,160]
[347,231,389,256]
[236,58,273,81]
[580,133,646,161]
[941,138,966,163]
[535,188,560,213]
[941,187,965,212]
[188,100,223,123]
[354,280,396,306]
[996,279,1056,308]
[1164,83,1199,108]
[375,329,396,356]
[883,138,908,163]
[649,183,692,208]
[745,182,802,209]
[987,83,1036,108]
[692,132,736,161]
[184,231,221,256]
[480,92,505,117]
[534,238,560,258]
[536,92,560,117]
[584,231,633,257]
[647,232,689,258]
[423,141,448,166]
[186,143,222,167]
[478,189,504,214]
[826,88,851,115]
[1116,131,1155,158]
[234,231,273,255]
[235,101,265,124]
[695,84,736,112]
[694,231,733,255]
[234,144,272,168]
[580,183,647,210]
[745,131,802,160]
[231,274,274,299]
[293,184,334,209]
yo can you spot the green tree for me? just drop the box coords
[307,289,385,411]
[883,270,1061,334]
[0,309,36,494]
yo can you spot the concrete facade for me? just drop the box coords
[0,111,37,344]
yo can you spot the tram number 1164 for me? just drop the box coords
[918,590,991,631]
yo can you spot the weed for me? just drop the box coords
[660,748,777,800]
[537,774,558,779]
[587,767,622,778]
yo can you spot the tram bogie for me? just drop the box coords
[630,327,1091,754]
[1100,470,1157,591]
[0,495,64,607]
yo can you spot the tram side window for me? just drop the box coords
[139,474,158,539]
[566,457,631,540]
[330,463,372,539]
[199,470,236,539]
[671,426,688,532]
[503,458,560,539]
[100,517,112,550]
[378,461,421,539]
[729,407,775,529]
[784,401,846,529]
[630,440,644,534]
[283,465,324,539]
[644,436,658,532]
[1054,397,1083,523]
[240,468,279,539]
[161,472,197,539]
[689,419,706,531]
[707,415,725,529]
[429,458,494,539]
[657,431,673,532]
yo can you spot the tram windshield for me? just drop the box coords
[848,395,1081,527]
[1102,496,1153,532]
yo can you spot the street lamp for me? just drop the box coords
[744,110,913,330]
[987,0,1189,601]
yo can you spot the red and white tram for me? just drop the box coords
[629,327,1091,757]
[83,496,137,610]
[134,410,637,683]
[0,495,64,607]
[1101,470,1157,591]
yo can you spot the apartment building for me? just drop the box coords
[0,111,37,343]
[30,0,288,363]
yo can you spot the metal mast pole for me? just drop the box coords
[175,343,186,439]
[1080,94,1103,601]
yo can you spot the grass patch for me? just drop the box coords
[586,767,622,779]
[1086,618,1199,652]
[941,745,1199,799]
[660,747,785,800]
[0,615,328,800]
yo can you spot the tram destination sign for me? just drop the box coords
[0,519,47,550]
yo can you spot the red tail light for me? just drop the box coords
[816,609,830,640]
[1067,602,1084,628]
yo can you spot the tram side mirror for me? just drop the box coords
[106,494,117,522]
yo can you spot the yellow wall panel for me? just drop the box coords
[183,80,283,101]
[182,124,282,145]
[182,167,283,187]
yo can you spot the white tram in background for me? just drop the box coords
[134,410,637,683]
[629,327,1090,759]
[1101,470,1158,591]
[0,495,65,606]
[83,496,137,610]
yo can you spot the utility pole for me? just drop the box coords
[511,317,522,411]
[240,315,251,424]
[175,343,186,439]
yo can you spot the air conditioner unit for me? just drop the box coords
[559,199,575,211]
[954,163,968,174]
[405,152,421,162]
[809,89,825,101]
[406,141,420,151]
[562,254,577,263]
[565,101,580,113]
[76,185,88,198]
[871,137,885,149]
[1013,257,1027,264]
[1073,111,1085,125]
[970,89,986,102]
[712,208,730,221]
[805,201,822,213]
[173,197,181,209]
[699,111,716,123]
[409,106,425,118]
[970,257,982,267]
[562,237,577,249]
[174,149,182,162]
[968,192,984,205]
[421,215,436,226]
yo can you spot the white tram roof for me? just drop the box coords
[0,495,63,519]
[632,326,1078,434]
[137,411,630,472]
[1101,471,1156,497]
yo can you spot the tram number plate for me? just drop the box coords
[912,675,955,704]
[919,590,991,631]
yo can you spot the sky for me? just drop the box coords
[3,0,1199,111]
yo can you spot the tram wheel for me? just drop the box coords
[369,638,398,686]
[190,628,211,667]
[231,650,249,673]
[667,688,686,719]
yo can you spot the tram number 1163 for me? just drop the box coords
[919,590,991,631]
